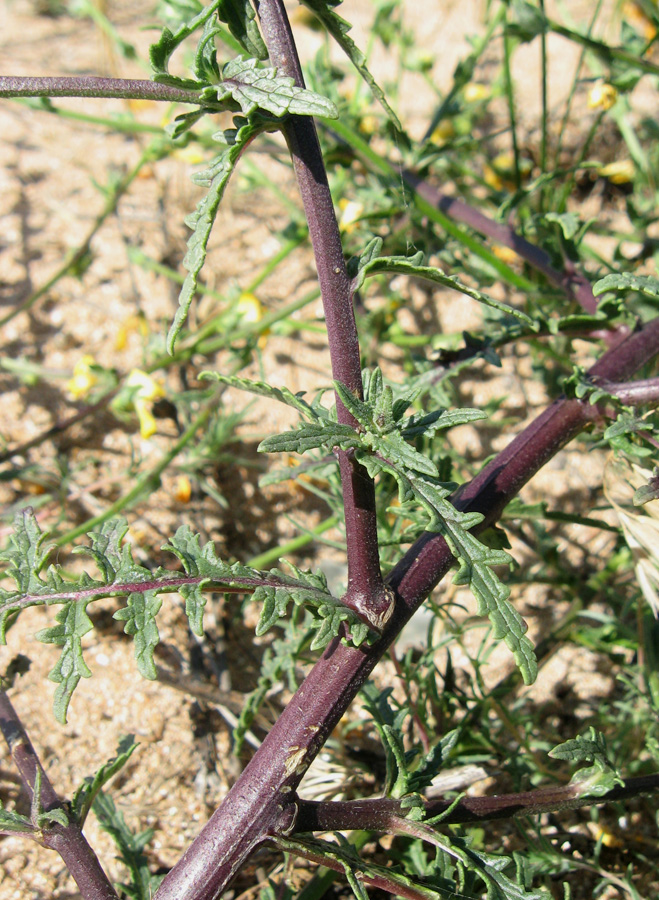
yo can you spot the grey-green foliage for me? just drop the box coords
[211,367,537,684]
[0,510,368,722]
[549,727,624,798]
[349,237,535,326]
[149,6,338,352]
[594,271,659,299]
[92,791,163,900]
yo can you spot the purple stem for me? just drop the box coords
[403,171,600,315]
[0,75,202,104]
[601,376,659,407]
[295,773,659,831]
[0,692,118,900]
[154,319,659,900]
[253,0,392,631]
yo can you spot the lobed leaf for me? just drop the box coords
[201,371,318,420]
[215,57,338,118]
[35,601,94,724]
[218,0,268,60]
[167,119,264,352]
[113,592,163,681]
[149,0,223,80]
[593,271,659,298]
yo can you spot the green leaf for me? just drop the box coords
[193,15,222,83]
[72,736,139,826]
[167,119,264,352]
[0,507,54,597]
[215,57,338,118]
[402,407,487,439]
[258,422,359,454]
[353,250,535,326]
[218,0,268,60]
[593,272,659,298]
[93,791,161,900]
[113,592,162,681]
[201,371,319,420]
[549,727,624,798]
[149,0,223,79]
[299,0,402,130]
[37,807,69,829]
[544,211,580,240]
[0,805,34,837]
[35,601,94,724]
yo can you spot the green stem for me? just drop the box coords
[246,515,339,569]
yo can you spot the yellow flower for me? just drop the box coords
[338,199,364,233]
[430,120,455,144]
[115,314,149,351]
[587,82,618,112]
[359,114,379,136]
[174,475,192,504]
[125,369,165,439]
[236,292,270,348]
[599,159,635,184]
[67,355,99,399]
[463,82,490,103]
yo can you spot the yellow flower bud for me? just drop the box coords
[587,82,618,112]
[599,159,635,184]
[338,199,364,233]
[463,82,490,103]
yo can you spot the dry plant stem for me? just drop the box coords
[0,692,118,900]
[294,773,659,831]
[254,0,390,629]
[155,320,659,900]
[0,75,202,104]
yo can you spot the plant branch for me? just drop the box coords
[0,691,118,900]
[253,0,391,630]
[599,376,659,408]
[154,316,659,900]
[0,75,203,104]
[294,773,659,831]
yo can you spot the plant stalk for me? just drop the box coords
[155,314,659,900]
[253,0,391,630]
[0,692,118,900]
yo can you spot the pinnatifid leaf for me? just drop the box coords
[113,592,163,681]
[149,0,223,82]
[299,0,402,130]
[353,251,534,326]
[214,57,338,118]
[259,422,359,455]
[593,271,659,298]
[218,0,268,60]
[35,601,94,724]
[93,791,159,900]
[201,371,317,420]
[167,119,263,352]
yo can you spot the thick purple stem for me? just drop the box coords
[0,75,202,104]
[253,0,391,630]
[295,772,659,830]
[154,316,659,900]
[0,692,118,900]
